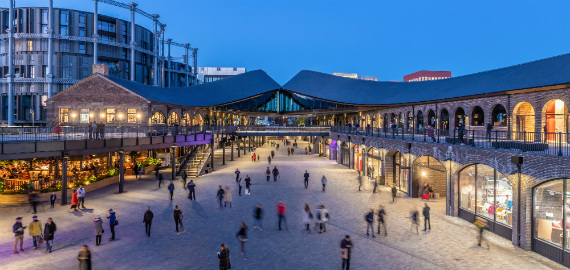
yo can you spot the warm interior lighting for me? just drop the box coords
[421,171,427,176]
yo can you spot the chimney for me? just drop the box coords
[92,64,109,76]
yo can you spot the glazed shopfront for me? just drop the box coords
[533,179,570,267]
[458,164,513,239]
[366,147,382,184]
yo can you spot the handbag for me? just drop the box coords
[39,237,44,244]
[115,220,119,226]
[340,248,348,259]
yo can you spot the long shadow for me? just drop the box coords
[70,210,84,217]
[191,202,209,219]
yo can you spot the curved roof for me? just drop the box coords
[105,69,281,107]
[282,53,570,105]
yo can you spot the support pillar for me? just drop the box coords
[231,139,234,161]
[118,150,125,193]
[7,0,14,125]
[243,137,246,155]
[171,146,176,180]
[237,137,241,157]
[152,14,159,86]
[129,2,137,82]
[222,139,226,165]
[210,139,215,171]
[61,156,68,205]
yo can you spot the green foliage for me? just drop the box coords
[142,157,162,167]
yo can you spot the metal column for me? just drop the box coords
[47,0,55,98]
[129,2,137,82]
[171,146,176,180]
[167,39,172,87]
[193,48,198,85]
[152,14,159,86]
[231,139,234,161]
[184,43,190,86]
[210,139,215,171]
[61,156,68,205]
[119,151,125,193]
[222,140,226,165]
[92,0,98,65]
[7,0,14,125]
[161,26,166,87]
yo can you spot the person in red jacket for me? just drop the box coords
[277,200,288,231]
[70,190,78,211]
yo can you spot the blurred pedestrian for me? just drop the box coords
[277,200,288,231]
[71,190,79,212]
[237,178,243,196]
[253,203,263,232]
[173,205,184,234]
[303,170,310,189]
[29,192,40,214]
[474,216,489,248]
[50,192,56,208]
[319,205,329,233]
[252,153,256,162]
[236,222,248,260]
[235,168,240,183]
[410,209,419,235]
[423,203,431,232]
[377,205,387,236]
[224,187,232,208]
[138,164,143,179]
[44,217,57,253]
[391,185,397,202]
[29,215,42,250]
[13,217,25,254]
[244,176,252,195]
[266,167,271,182]
[341,235,353,270]
[77,185,86,209]
[168,180,175,200]
[107,209,116,241]
[366,209,375,237]
[305,147,308,155]
[158,173,164,188]
[94,215,103,245]
[217,243,231,270]
[77,245,92,270]
[303,204,313,233]
[217,186,225,209]
[372,179,378,194]
[143,206,153,237]
[272,166,279,181]
[268,156,271,165]
[187,180,196,200]
[182,171,188,187]
[321,175,327,192]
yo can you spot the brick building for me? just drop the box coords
[403,70,451,82]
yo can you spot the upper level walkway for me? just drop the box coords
[234,126,330,136]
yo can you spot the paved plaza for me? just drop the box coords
[0,141,565,270]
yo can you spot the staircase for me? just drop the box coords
[179,145,211,177]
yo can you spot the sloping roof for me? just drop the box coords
[282,53,570,105]
[104,69,281,107]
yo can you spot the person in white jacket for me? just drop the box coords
[303,204,313,233]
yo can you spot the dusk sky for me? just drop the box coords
[14,0,570,84]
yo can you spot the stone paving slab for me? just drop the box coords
[0,140,565,270]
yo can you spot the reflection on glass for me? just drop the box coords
[534,180,564,247]
[459,166,475,212]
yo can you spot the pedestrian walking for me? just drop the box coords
[319,205,329,233]
[474,216,489,248]
[138,164,143,180]
[277,200,288,231]
[91,122,97,139]
[94,215,103,245]
[486,121,493,142]
[236,222,248,260]
[29,192,40,214]
[224,186,232,208]
[235,169,240,183]
[71,190,79,212]
[305,147,308,155]
[168,180,175,200]
[77,185,86,209]
[187,180,196,200]
[422,203,431,232]
[252,153,256,161]
[287,147,291,156]
[244,176,252,195]
[88,122,93,139]
[107,209,116,241]
[391,185,397,202]
[13,217,25,254]
[410,209,419,235]
[217,185,225,209]
[29,215,42,250]
[271,150,275,158]
[257,154,260,161]
[377,206,387,236]
[217,243,231,270]
[158,173,164,188]
[182,171,188,187]
[272,166,279,181]
[321,175,327,192]
[358,175,363,191]
[155,166,159,179]
[237,178,243,196]
[173,205,184,234]
[253,203,263,232]
[303,204,313,233]
[77,245,92,270]
[365,209,375,237]
[265,167,271,182]
[268,156,271,165]
[291,148,294,155]
[44,217,57,253]
[143,206,153,237]
[372,179,378,194]
[341,235,353,270]
[50,192,56,208]
[303,170,310,189]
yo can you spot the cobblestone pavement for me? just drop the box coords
[0,140,566,270]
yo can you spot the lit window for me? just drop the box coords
[80,108,89,123]
[127,109,137,123]
[59,108,69,123]
[27,40,33,51]
[106,108,116,123]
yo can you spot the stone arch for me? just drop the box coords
[384,149,410,193]
[183,113,192,126]
[149,111,166,125]
[454,107,466,128]
[167,112,181,126]
[512,102,535,140]
[193,114,203,126]
[491,104,508,127]
[427,110,436,127]
[412,155,447,199]
[440,109,450,131]
[542,99,568,141]
[471,106,484,126]
[416,110,424,129]
[406,111,413,130]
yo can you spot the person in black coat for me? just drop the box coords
[341,235,353,270]
[50,192,56,208]
[143,206,154,237]
[77,245,92,270]
[218,243,231,270]
[44,218,57,253]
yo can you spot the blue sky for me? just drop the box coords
[15,0,570,84]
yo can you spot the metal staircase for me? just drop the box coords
[179,145,211,177]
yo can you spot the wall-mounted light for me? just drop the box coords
[136,114,141,118]
[100,113,105,118]
[89,113,94,118]
[71,113,77,118]
[118,113,123,119]
[421,171,426,176]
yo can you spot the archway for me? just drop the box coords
[167,112,180,126]
[416,111,424,129]
[543,99,568,141]
[427,110,436,127]
[458,163,512,239]
[390,113,396,126]
[193,114,203,126]
[440,109,449,132]
[366,147,382,184]
[412,156,446,199]
[340,142,350,166]
[383,114,388,129]
[399,112,405,128]
[513,102,535,140]
[386,150,409,193]
[471,106,484,126]
[149,111,165,124]
[353,144,363,171]
[455,107,465,128]
[183,113,191,126]
[377,113,381,129]
[491,104,508,127]
[407,111,413,131]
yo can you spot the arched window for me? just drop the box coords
[427,110,436,127]
[150,111,165,124]
[440,109,449,130]
[455,107,465,127]
[416,111,424,129]
[390,113,396,125]
[383,114,388,128]
[533,179,568,255]
[167,112,180,126]
[471,106,484,126]
[492,104,508,126]
[183,113,191,126]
